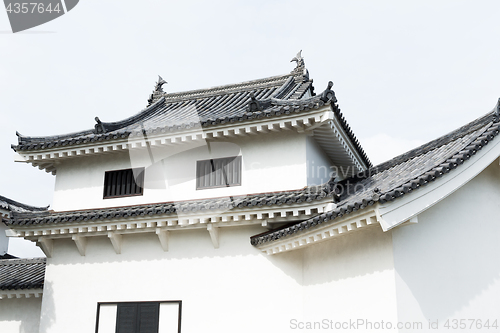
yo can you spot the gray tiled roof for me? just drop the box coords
[13,73,309,151]
[0,258,46,290]
[12,66,371,168]
[251,111,500,245]
[0,195,48,213]
[6,184,333,226]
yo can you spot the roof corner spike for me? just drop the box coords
[290,50,304,69]
[155,75,168,93]
[15,131,23,144]
[94,117,106,134]
[320,81,336,103]
[147,76,168,106]
[290,50,309,82]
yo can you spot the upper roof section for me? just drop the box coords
[0,195,48,214]
[12,52,371,174]
[13,53,311,151]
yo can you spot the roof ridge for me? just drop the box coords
[0,258,46,265]
[161,73,294,102]
[369,110,496,175]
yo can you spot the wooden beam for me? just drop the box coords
[37,237,53,258]
[207,224,219,249]
[156,228,169,252]
[291,119,304,132]
[72,235,87,256]
[108,232,122,254]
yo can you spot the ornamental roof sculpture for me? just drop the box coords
[147,75,168,107]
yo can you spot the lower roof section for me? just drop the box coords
[6,183,333,227]
[252,110,500,250]
[0,258,46,291]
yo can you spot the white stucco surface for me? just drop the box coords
[392,161,500,332]
[0,296,42,333]
[0,218,8,255]
[301,225,398,332]
[51,131,308,211]
[38,225,305,333]
[306,136,334,186]
[37,221,401,333]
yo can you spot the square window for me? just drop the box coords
[103,168,145,199]
[196,156,241,190]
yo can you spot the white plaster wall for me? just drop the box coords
[301,225,399,332]
[52,131,308,211]
[0,296,42,333]
[306,136,334,186]
[39,223,399,333]
[392,161,500,332]
[0,211,9,255]
[38,225,305,333]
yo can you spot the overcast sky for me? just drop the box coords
[2,0,500,256]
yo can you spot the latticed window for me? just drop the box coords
[103,168,145,199]
[116,302,159,333]
[196,156,242,189]
[96,301,182,333]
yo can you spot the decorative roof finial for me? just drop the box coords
[248,92,262,112]
[147,76,168,106]
[290,50,308,82]
[94,117,106,134]
[290,50,305,69]
[155,76,168,93]
[320,81,336,103]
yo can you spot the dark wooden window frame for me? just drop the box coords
[103,168,145,199]
[196,156,242,190]
[95,300,182,333]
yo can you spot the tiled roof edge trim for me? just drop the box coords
[331,103,372,168]
[0,195,48,212]
[6,184,336,227]
[0,258,46,266]
[250,120,500,246]
[97,97,167,133]
[367,111,497,176]
[13,97,167,150]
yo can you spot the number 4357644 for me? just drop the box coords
[444,319,498,330]
[5,2,61,14]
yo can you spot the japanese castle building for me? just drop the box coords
[1,53,500,333]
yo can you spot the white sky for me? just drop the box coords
[1,0,500,256]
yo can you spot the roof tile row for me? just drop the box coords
[0,258,46,290]
[6,184,333,227]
